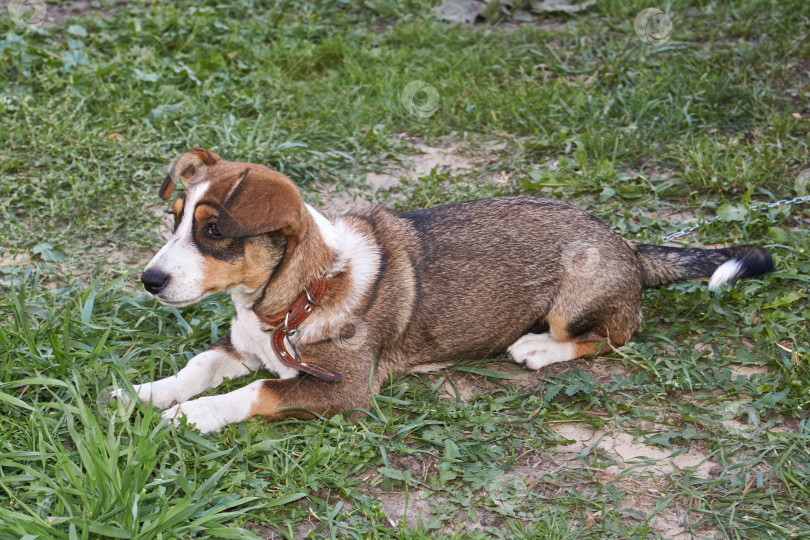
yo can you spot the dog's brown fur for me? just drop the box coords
[139,149,774,428]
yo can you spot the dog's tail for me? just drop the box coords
[634,243,773,289]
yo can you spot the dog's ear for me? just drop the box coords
[216,168,306,239]
[159,148,222,200]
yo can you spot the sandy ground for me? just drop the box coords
[317,138,484,214]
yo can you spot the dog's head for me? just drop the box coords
[141,149,309,306]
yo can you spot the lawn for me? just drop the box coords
[0,0,809,538]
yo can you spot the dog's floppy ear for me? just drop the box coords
[216,168,306,239]
[159,148,222,200]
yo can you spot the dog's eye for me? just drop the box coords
[206,223,223,238]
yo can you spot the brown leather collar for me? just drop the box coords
[253,277,342,382]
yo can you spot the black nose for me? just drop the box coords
[141,269,170,294]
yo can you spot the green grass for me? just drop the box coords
[1,0,809,537]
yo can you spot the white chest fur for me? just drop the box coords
[229,303,301,379]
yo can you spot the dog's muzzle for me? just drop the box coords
[141,269,170,295]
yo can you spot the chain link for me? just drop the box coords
[661,196,810,243]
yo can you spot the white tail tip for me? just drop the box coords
[708,259,744,290]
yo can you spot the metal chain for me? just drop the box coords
[661,195,810,242]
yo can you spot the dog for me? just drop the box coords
[113,148,774,433]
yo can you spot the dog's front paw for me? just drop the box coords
[506,333,575,370]
[109,382,180,410]
[162,397,228,434]
[107,386,154,407]
[107,387,131,404]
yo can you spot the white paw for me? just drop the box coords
[107,387,130,404]
[162,397,228,434]
[109,382,178,409]
[506,333,575,370]
[160,382,260,434]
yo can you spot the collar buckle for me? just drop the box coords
[253,276,342,382]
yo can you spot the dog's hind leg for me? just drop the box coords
[506,331,617,370]
[507,303,639,371]
[507,332,580,370]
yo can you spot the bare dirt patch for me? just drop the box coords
[513,442,719,538]
[611,474,716,539]
[316,137,508,214]
[388,451,440,484]
[435,0,572,31]
[389,356,715,535]
[531,422,721,538]
[551,423,716,478]
[439,361,538,403]
[415,357,724,537]
[727,364,772,377]
[432,355,634,404]
[375,491,434,529]
[0,253,30,267]
[36,0,125,28]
